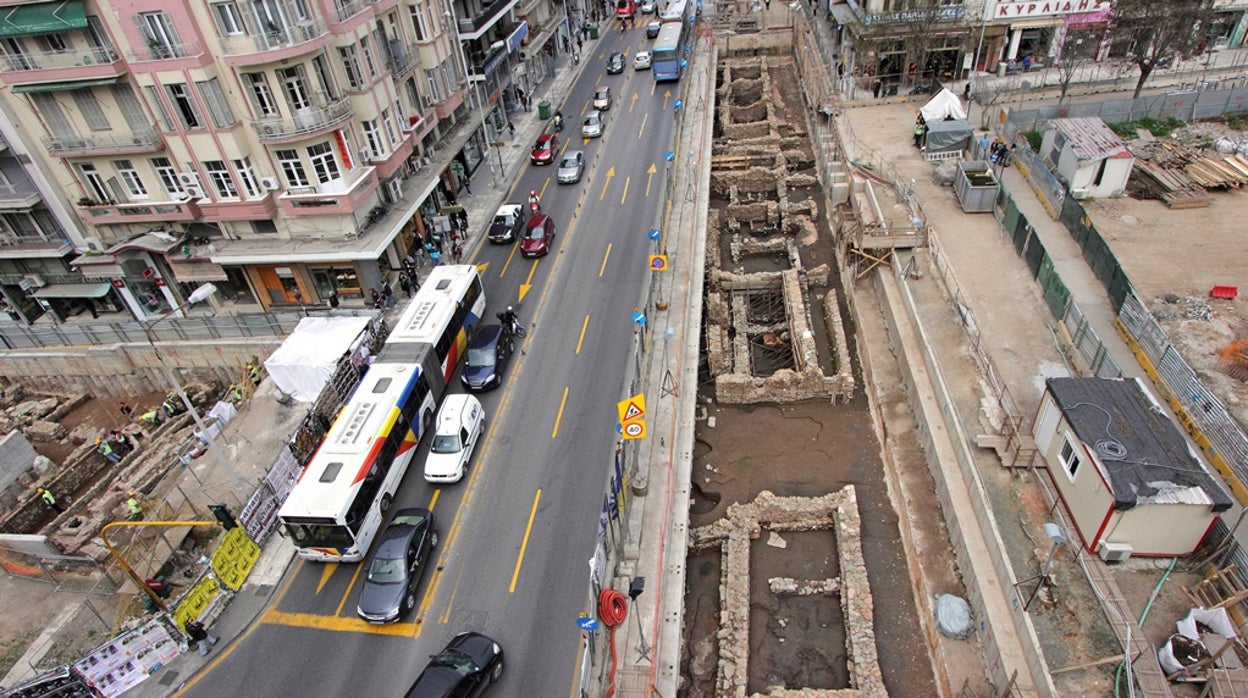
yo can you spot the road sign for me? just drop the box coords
[665,151,675,162]
[649,255,668,271]
[674,99,683,111]
[648,227,661,241]
[618,394,646,423]
[632,310,646,326]
[622,420,647,439]
[578,615,600,631]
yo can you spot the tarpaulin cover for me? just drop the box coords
[919,88,967,122]
[925,119,974,153]
[263,316,372,402]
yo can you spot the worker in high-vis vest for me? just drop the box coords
[37,487,64,513]
[127,492,144,520]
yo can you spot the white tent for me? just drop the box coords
[263,316,373,402]
[920,88,967,122]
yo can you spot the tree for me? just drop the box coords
[1053,53,1092,105]
[1109,0,1216,98]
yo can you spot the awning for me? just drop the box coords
[0,1,87,38]
[829,3,856,25]
[12,77,120,94]
[1008,18,1063,30]
[32,282,111,299]
[167,261,228,282]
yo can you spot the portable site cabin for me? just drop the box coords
[1038,117,1133,200]
[1032,377,1232,560]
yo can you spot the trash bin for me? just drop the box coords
[538,100,552,120]
[589,24,599,39]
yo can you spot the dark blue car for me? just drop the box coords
[460,325,514,391]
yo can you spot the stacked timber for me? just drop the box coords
[1128,157,1211,208]
[1123,140,1248,207]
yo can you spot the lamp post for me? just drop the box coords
[142,283,246,496]
[1020,522,1067,611]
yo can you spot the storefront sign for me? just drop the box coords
[996,0,1110,19]
[1066,7,1112,25]
[508,21,528,53]
[862,5,963,25]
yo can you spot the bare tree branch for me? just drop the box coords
[1109,0,1216,98]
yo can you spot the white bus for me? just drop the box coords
[278,265,486,562]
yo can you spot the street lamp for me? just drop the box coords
[1018,522,1067,611]
[142,283,246,495]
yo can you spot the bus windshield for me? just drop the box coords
[284,521,355,549]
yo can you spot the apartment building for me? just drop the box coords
[0,0,564,322]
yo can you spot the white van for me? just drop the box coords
[423,394,485,483]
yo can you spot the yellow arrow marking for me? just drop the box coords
[599,166,616,201]
[475,261,490,275]
[639,112,648,139]
[645,163,657,196]
[509,489,543,593]
[584,136,591,145]
[620,176,630,205]
[630,92,639,112]
[599,243,612,277]
[316,563,337,595]
[519,259,539,302]
[663,89,671,108]
[576,315,590,354]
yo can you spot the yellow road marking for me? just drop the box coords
[552,386,570,439]
[645,163,657,197]
[509,489,542,593]
[576,315,590,354]
[540,177,551,198]
[500,237,520,278]
[599,243,612,277]
[638,112,648,138]
[620,176,630,205]
[316,563,337,595]
[263,609,419,636]
[334,563,365,617]
[438,563,465,625]
[599,166,616,200]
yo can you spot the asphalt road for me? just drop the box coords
[179,25,679,698]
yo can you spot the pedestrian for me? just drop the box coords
[526,94,532,111]
[37,487,65,513]
[872,80,882,98]
[978,133,991,159]
[329,292,340,309]
[764,0,770,9]
[456,209,468,232]
[246,363,261,386]
[452,241,463,263]
[404,253,416,272]
[1022,54,1031,71]
[118,402,133,419]
[1003,144,1017,168]
[913,120,926,148]
[229,384,244,401]
[399,272,412,298]
[138,409,164,427]
[109,430,131,456]
[430,249,442,266]
[184,619,218,656]
[507,121,516,138]
[463,177,473,197]
[96,438,120,464]
[126,492,144,520]
[577,36,583,53]
[963,82,972,103]
[408,268,419,290]
[370,288,382,309]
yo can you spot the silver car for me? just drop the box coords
[558,151,586,183]
[582,110,604,138]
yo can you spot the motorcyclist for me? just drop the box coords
[528,190,541,212]
[497,306,521,335]
[553,111,563,132]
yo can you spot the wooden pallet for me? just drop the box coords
[1183,565,1248,610]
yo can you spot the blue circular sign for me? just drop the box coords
[665,151,675,162]
[648,228,661,241]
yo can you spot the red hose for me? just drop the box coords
[598,589,629,698]
[598,588,628,626]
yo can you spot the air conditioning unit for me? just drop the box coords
[84,237,106,252]
[1098,542,1133,562]
[172,190,192,202]
[260,176,280,191]
[178,172,201,187]
[1070,187,1090,200]
[19,273,45,290]
[184,186,205,199]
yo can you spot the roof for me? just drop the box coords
[1046,377,1232,512]
[1047,117,1130,161]
[495,203,522,216]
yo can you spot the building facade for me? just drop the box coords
[0,0,563,320]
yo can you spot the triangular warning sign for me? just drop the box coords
[623,401,643,421]
[617,393,646,423]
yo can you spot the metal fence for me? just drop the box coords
[1006,87,1248,134]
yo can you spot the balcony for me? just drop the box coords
[0,45,123,77]
[217,18,329,64]
[455,0,520,39]
[0,181,42,210]
[0,235,73,259]
[195,194,278,221]
[78,200,200,225]
[387,40,421,77]
[251,97,354,141]
[334,0,370,22]
[277,168,378,217]
[41,129,162,157]
[126,40,205,63]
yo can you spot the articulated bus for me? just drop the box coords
[278,265,485,562]
[659,0,689,24]
[652,22,687,82]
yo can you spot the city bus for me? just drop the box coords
[278,265,485,562]
[652,22,687,82]
[659,0,689,24]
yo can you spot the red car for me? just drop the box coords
[530,133,560,165]
[520,214,556,257]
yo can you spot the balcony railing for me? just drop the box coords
[0,231,67,248]
[251,97,354,141]
[0,46,120,72]
[217,18,328,56]
[126,40,203,63]
[455,0,517,36]
[0,181,42,209]
[41,129,162,156]
[335,0,369,21]
[79,200,199,224]
[387,41,421,76]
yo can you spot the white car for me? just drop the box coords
[634,51,652,70]
[640,0,657,12]
[423,394,485,483]
[582,110,604,138]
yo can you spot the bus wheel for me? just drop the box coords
[421,410,434,438]
[380,494,392,512]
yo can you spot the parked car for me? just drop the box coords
[423,394,485,484]
[606,51,626,74]
[402,632,503,698]
[461,324,514,391]
[355,508,438,624]
[520,214,557,257]
[640,0,656,13]
[557,151,586,184]
[488,203,526,243]
[530,133,560,165]
[646,20,661,38]
[593,86,612,111]
[582,110,604,138]
[634,50,652,70]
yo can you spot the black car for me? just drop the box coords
[488,204,526,244]
[646,20,661,38]
[461,325,514,392]
[403,632,504,698]
[355,508,438,624]
[606,51,626,74]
